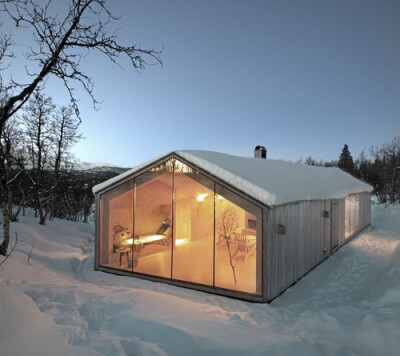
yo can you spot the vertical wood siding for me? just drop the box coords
[337,198,346,247]
[266,193,370,301]
[94,195,100,268]
[262,207,269,301]
[358,192,372,231]
[267,200,331,300]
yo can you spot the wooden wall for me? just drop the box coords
[266,200,331,300]
[332,198,346,248]
[266,192,371,301]
[358,191,371,232]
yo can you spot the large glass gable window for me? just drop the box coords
[99,158,262,296]
[172,161,214,286]
[134,160,173,278]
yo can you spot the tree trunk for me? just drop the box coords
[224,237,237,284]
[0,199,10,256]
[38,207,49,225]
[7,190,20,222]
[390,156,400,204]
[19,181,26,217]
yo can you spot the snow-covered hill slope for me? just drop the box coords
[76,161,130,171]
[1,204,399,356]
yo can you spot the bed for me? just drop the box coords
[113,219,172,267]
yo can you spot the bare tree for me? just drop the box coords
[21,92,81,224]
[304,156,324,167]
[216,206,239,284]
[0,0,161,255]
[23,89,55,225]
[0,0,161,130]
[49,105,82,219]
[0,118,24,255]
[370,137,400,204]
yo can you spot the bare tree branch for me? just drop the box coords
[217,206,240,284]
[0,0,162,129]
[0,0,161,253]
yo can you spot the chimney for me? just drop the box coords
[254,145,267,159]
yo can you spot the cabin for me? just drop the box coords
[92,148,372,302]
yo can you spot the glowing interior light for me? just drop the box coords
[197,193,208,202]
[135,235,165,244]
[175,238,188,246]
[123,235,167,246]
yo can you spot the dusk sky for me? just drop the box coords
[5,0,400,167]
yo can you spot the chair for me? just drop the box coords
[242,228,256,255]
[113,225,132,267]
[117,246,130,266]
[233,232,248,262]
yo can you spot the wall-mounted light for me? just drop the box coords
[175,238,188,246]
[197,193,208,202]
[277,224,286,235]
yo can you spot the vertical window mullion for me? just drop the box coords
[171,159,175,280]
[132,180,136,273]
[213,182,216,288]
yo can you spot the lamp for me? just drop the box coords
[197,193,208,202]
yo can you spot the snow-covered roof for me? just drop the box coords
[93,150,372,206]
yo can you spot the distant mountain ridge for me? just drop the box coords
[76,161,130,175]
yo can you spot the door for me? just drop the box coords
[330,200,339,250]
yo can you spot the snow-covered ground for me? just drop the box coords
[1,203,399,356]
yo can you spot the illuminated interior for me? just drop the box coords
[98,159,262,296]
[215,184,261,295]
[345,194,359,239]
[172,163,214,285]
[133,160,173,278]
[99,180,134,271]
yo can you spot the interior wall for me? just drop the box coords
[190,197,214,241]
[175,198,191,240]
[134,205,172,236]
[133,164,173,279]
[172,168,214,286]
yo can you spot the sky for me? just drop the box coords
[3,0,400,167]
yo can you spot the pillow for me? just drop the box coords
[156,219,171,235]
